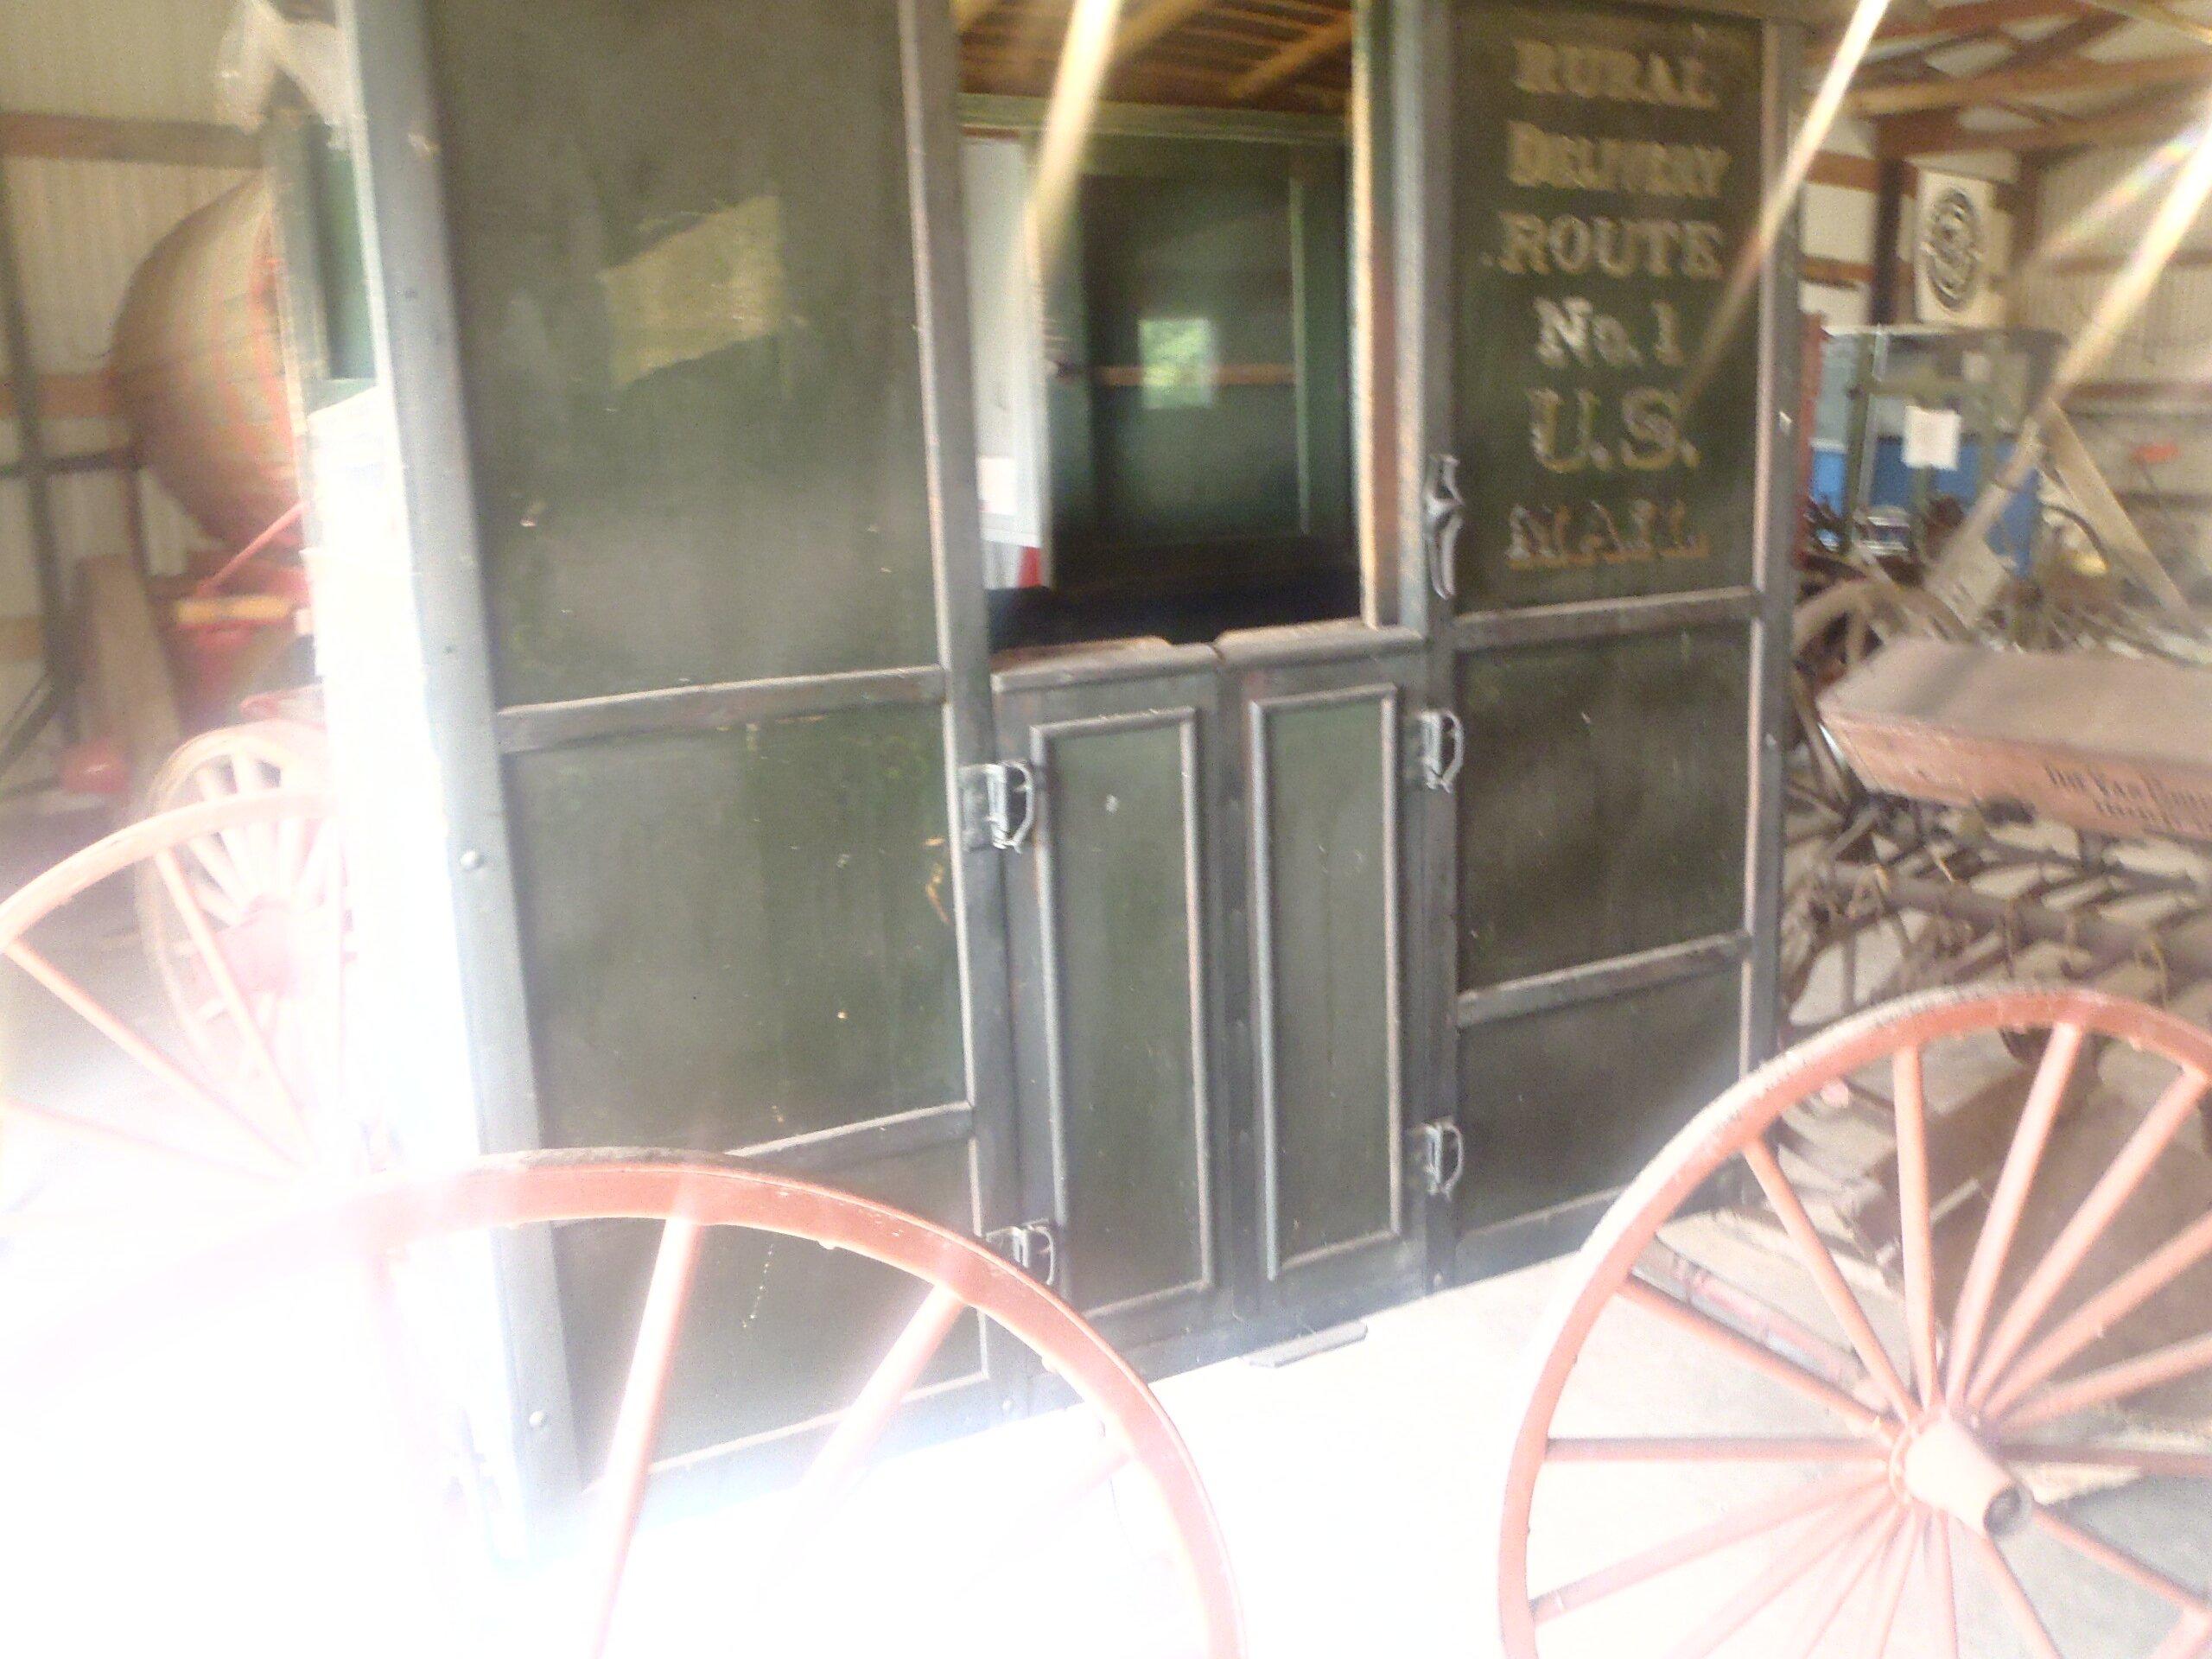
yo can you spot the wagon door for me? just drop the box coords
[1409,0,1798,1276]
[340,0,1023,1509]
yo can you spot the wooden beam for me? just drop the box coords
[2074,0,2212,51]
[0,110,257,169]
[1992,12,2125,73]
[1111,0,1217,64]
[1227,15,1356,100]
[1810,151,1883,190]
[0,372,117,421]
[1846,0,2086,54]
[1872,156,1909,322]
[1878,90,2206,154]
[1847,47,2212,117]
[1803,255,1878,285]
[2044,244,2212,275]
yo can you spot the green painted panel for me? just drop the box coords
[424,0,938,702]
[1258,694,1395,1270]
[1459,626,1750,988]
[505,706,963,1150]
[1457,969,1739,1235]
[1450,1,1764,609]
[557,1141,982,1469]
[1046,717,1210,1313]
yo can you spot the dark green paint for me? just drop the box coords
[1450,0,1763,609]
[1458,625,1751,988]
[1258,695,1395,1269]
[424,0,939,702]
[1045,718,1210,1314]
[1456,968,1740,1234]
[505,707,963,1152]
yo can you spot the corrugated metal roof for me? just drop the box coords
[0,0,236,122]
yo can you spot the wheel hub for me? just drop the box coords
[1893,1414,2029,1535]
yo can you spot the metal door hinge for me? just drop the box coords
[987,1219,1059,1287]
[1422,453,1465,603]
[1413,1121,1466,1200]
[960,760,1037,852]
[1414,709,1465,793]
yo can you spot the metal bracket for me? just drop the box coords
[1421,452,1465,603]
[987,1219,1059,1287]
[1413,1120,1466,1200]
[1415,709,1465,793]
[959,760,1037,852]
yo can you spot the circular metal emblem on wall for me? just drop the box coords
[1923,186,1986,313]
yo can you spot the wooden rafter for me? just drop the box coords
[1991,11,2126,73]
[1848,46,2212,116]
[1110,0,1219,65]
[1878,85,2209,153]
[1227,13,1356,99]
[0,111,257,168]
[2072,0,2212,51]
[1840,0,2088,54]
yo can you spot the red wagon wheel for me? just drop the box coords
[134,720,340,1091]
[1500,987,2212,1659]
[6,1150,1245,1659]
[0,788,346,1213]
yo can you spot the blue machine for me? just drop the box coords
[1808,326,2063,575]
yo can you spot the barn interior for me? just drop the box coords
[2,1,2212,1656]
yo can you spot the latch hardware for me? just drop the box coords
[1422,453,1465,602]
[1414,1121,1466,1200]
[1415,710,1465,793]
[960,761,1038,852]
[987,1219,1060,1287]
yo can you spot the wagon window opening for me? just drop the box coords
[957,10,1362,653]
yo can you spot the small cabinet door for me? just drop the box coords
[990,645,1236,1364]
[1221,625,1435,1327]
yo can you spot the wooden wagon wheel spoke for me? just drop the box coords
[1545,1436,1887,1464]
[2003,1445,2212,1480]
[1658,1484,1895,1659]
[151,847,308,1147]
[1894,1045,1942,1405]
[2147,1614,2212,1659]
[5,1153,1244,1659]
[0,1091,286,1185]
[2028,1508,2212,1617]
[3,938,301,1170]
[582,1215,704,1659]
[1944,1022,2088,1403]
[1776,1504,1897,1657]
[0,787,345,1214]
[1530,1470,1878,1626]
[1499,988,2212,1659]
[1742,1137,1916,1420]
[1985,1205,2212,1424]
[1965,1529,2066,1659]
[1854,1514,1921,1659]
[2007,1329,2212,1433]
[1617,1276,1885,1430]
[1968,1066,2212,1414]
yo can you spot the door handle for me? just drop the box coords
[1422,452,1465,604]
[1415,710,1465,793]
